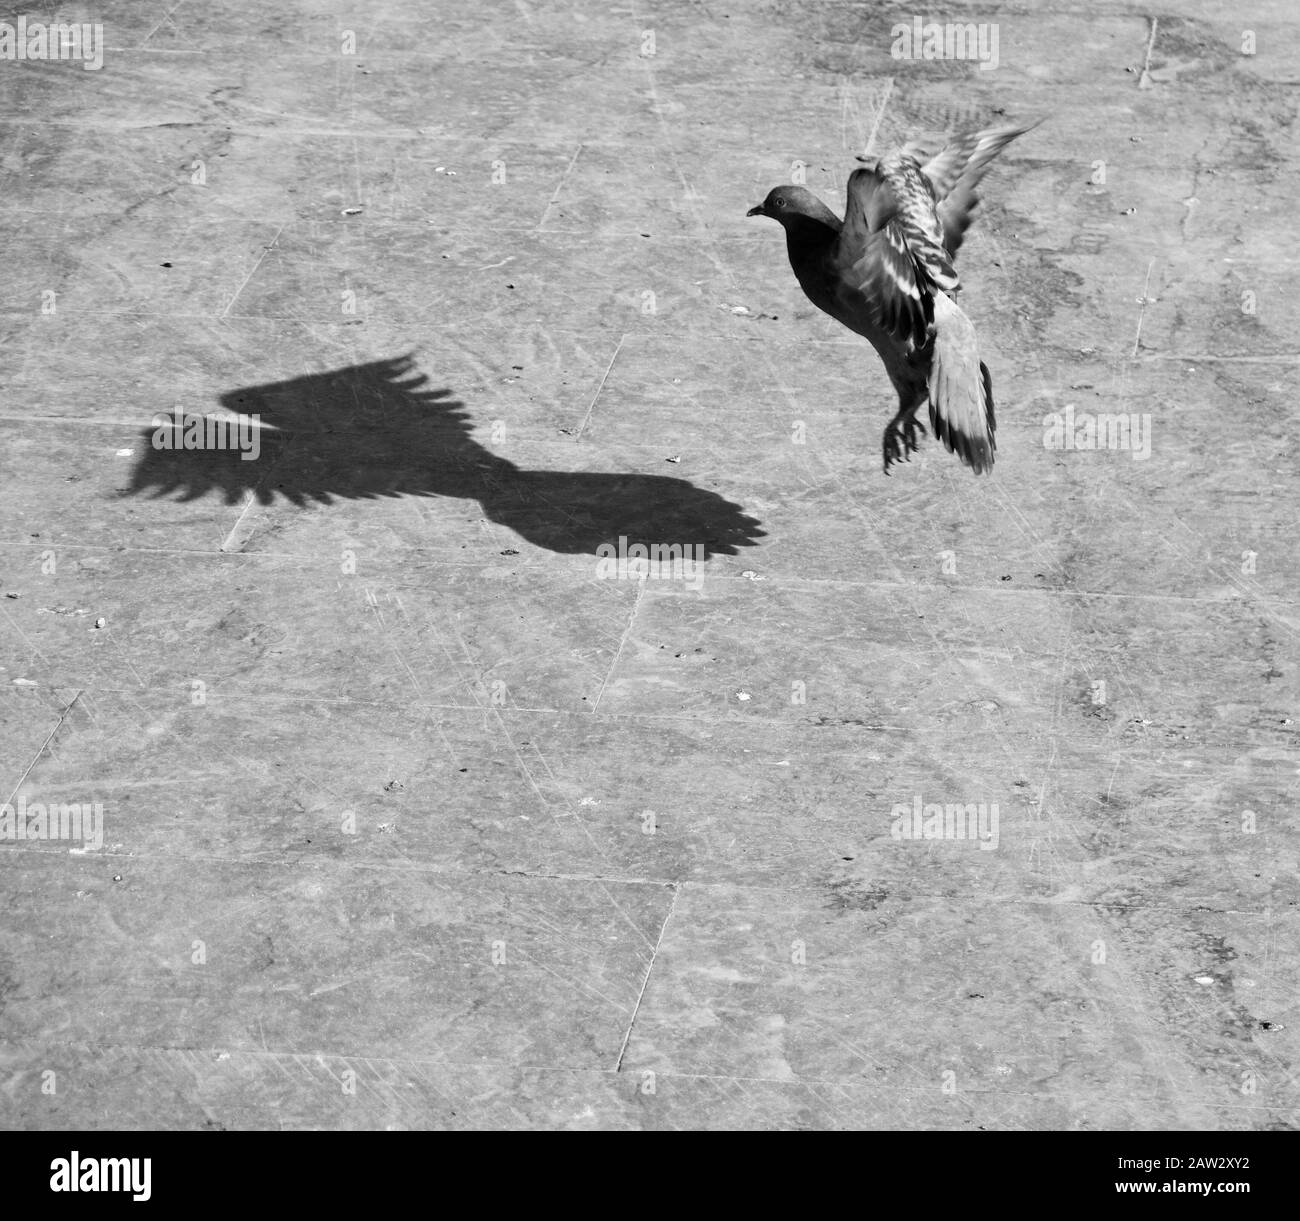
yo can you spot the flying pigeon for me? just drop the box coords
[747,121,1039,474]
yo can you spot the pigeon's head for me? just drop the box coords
[746,185,832,226]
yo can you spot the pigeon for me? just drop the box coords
[747,120,1039,474]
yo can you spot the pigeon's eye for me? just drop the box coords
[774,197,787,209]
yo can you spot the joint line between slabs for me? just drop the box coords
[614,882,679,1073]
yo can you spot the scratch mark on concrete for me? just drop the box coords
[1131,258,1156,357]
[574,333,624,439]
[615,882,679,1071]
[537,142,585,229]
[4,689,82,809]
[862,77,894,158]
[220,224,284,319]
[1137,17,1159,90]
[591,578,645,713]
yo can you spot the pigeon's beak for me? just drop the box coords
[746,204,765,218]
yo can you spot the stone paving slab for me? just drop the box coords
[1,1,1297,1130]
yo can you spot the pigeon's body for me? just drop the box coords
[749,121,1038,473]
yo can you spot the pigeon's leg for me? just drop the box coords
[881,394,928,473]
[882,416,906,472]
[901,402,927,454]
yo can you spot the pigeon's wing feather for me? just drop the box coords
[836,168,931,349]
[897,136,943,166]
[935,182,983,258]
[920,123,1038,199]
[886,160,960,292]
[856,223,933,349]
[922,120,1041,255]
[840,166,899,246]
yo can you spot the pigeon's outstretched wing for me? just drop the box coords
[919,120,1041,256]
[833,167,932,350]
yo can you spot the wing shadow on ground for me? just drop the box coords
[121,355,765,557]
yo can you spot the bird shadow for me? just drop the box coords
[120,355,765,558]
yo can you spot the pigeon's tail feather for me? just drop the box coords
[926,291,996,473]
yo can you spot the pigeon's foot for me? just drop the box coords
[881,413,926,474]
